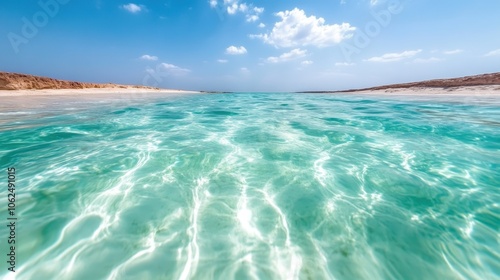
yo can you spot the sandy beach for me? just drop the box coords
[301,72,500,97]
[2,85,500,97]
[338,85,500,96]
[0,88,200,97]
[2,71,500,97]
[0,72,200,96]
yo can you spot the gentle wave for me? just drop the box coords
[0,92,499,279]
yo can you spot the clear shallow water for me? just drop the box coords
[0,92,499,280]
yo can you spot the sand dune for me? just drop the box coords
[0,71,158,91]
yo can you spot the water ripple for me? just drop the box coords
[0,92,498,279]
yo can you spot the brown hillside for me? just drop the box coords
[0,72,156,90]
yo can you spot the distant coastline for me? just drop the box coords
[1,71,500,96]
[0,71,160,91]
[300,72,500,94]
[0,71,200,96]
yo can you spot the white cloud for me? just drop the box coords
[240,67,250,73]
[413,57,443,63]
[246,15,259,22]
[140,54,158,61]
[258,23,265,28]
[145,63,190,81]
[301,60,313,65]
[251,8,355,48]
[227,2,247,14]
[217,59,228,63]
[253,7,264,14]
[366,49,422,62]
[335,62,355,66]
[226,45,247,55]
[266,48,308,63]
[443,49,463,55]
[485,49,500,57]
[122,3,142,13]
[246,6,263,22]
[157,63,190,76]
[211,0,264,22]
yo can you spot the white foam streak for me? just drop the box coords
[313,151,331,187]
[391,143,415,171]
[461,214,475,238]
[179,178,207,280]
[237,178,262,239]
[260,188,303,279]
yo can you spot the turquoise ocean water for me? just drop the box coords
[0,92,499,279]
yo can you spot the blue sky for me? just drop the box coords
[1,0,500,91]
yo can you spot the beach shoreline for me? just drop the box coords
[1,71,500,97]
[332,85,500,97]
[1,85,500,97]
[0,87,201,97]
